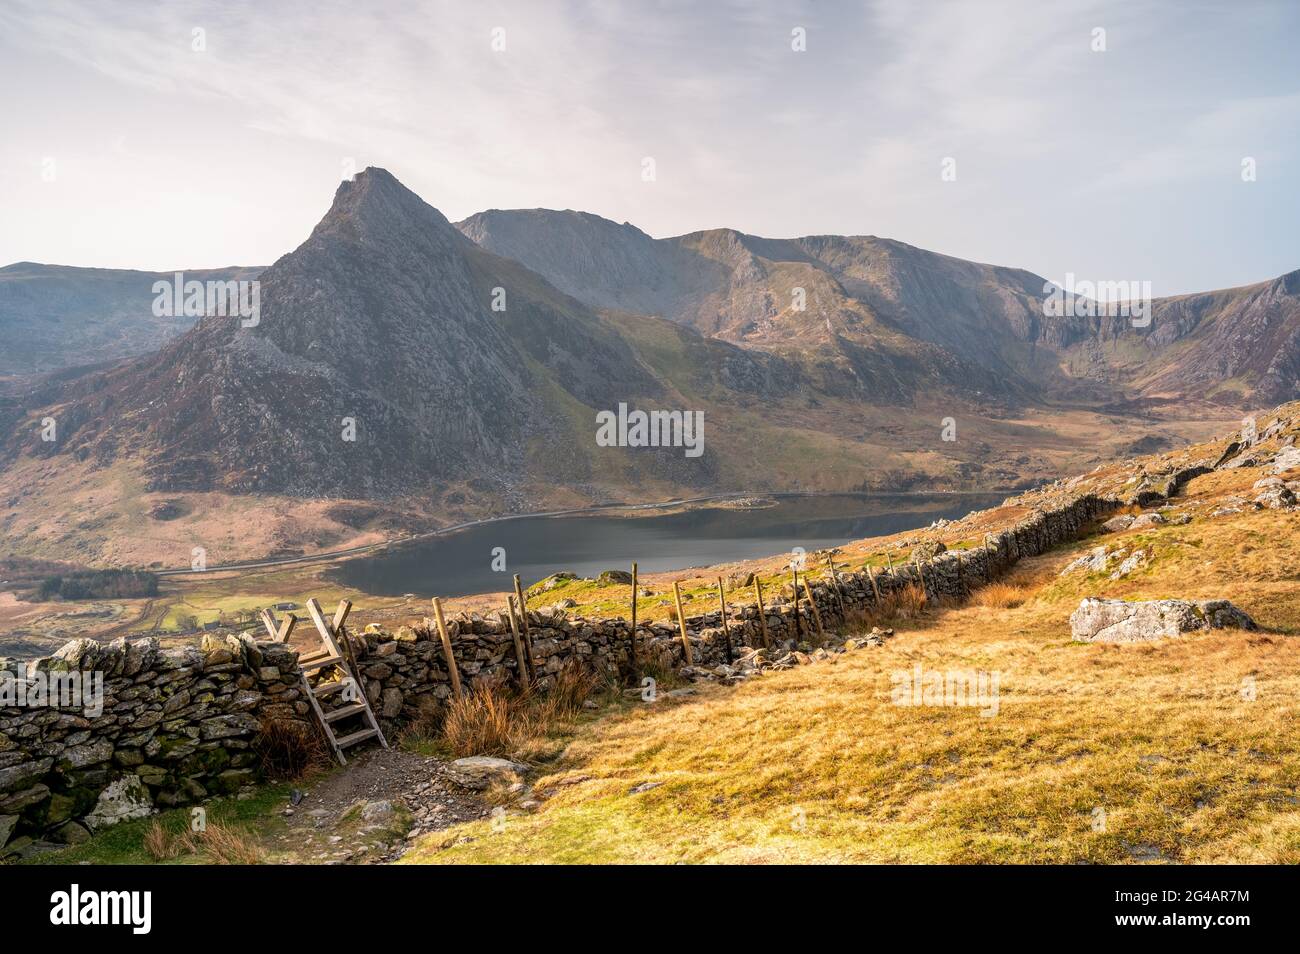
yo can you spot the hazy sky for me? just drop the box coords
[1,0,1296,295]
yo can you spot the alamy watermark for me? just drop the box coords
[1,669,104,717]
[891,664,1000,717]
[50,884,151,934]
[595,403,704,458]
[152,272,260,328]
[1043,273,1151,328]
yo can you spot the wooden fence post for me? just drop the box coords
[825,554,846,618]
[671,581,694,665]
[430,597,463,701]
[512,574,536,680]
[790,566,804,643]
[753,578,770,648]
[866,563,881,602]
[802,577,825,641]
[506,595,529,686]
[716,576,735,662]
[984,533,993,582]
[629,562,639,682]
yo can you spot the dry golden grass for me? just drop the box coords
[970,581,1027,609]
[840,582,928,633]
[141,818,265,864]
[142,820,185,861]
[192,822,266,865]
[442,684,520,757]
[403,507,1300,865]
[440,663,602,758]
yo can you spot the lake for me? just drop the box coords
[329,492,1005,598]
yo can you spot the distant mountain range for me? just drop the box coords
[457,208,1300,408]
[0,262,263,375]
[0,168,1294,563]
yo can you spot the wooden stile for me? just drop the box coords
[430,597,463,700]
[305,598,344,658]
[332,599,352,633]
[802,577,825,640]
[300,597,387,765]
[330,598,362,680]
[259,607,297,643]
[671,581,694,665]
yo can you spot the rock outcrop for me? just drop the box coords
[1070,598,1259,643]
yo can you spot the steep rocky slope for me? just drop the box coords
[457,210,1300,407]
[1,170,792,499]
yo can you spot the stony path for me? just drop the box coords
[272,748,494,864]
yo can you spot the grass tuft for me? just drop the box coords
[971,581,1028,609]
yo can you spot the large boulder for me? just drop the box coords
[1269,445,1300,474]
[1129,512,1166,530]
[447,756,528,790]
[1071,598,1258,643]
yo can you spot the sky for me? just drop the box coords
[0,0,1296,296]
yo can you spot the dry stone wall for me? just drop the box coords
[1,493,1116,857]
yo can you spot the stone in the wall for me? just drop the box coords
[82,774,154,830]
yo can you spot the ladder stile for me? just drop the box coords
[296,596,389,764]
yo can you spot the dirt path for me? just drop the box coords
[269,748,494,864]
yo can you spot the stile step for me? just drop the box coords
[334,727,379,748]
[300,655,343,673]
[323,703,367,723]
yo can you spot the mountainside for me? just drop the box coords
[459,212,1047,403]
[0,170,1260,565]
[2,170,801,500]
[0,262,263,375]
[457,210,1300,407]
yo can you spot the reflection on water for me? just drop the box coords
[330,492,1003,598]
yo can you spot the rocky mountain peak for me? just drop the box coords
[309,167,464,254]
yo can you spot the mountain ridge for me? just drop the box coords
[0,168,1272,565]
[456,207,1300,407]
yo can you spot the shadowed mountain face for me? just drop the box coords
[0,263,263,375]
[1,170,768,497]
[457,210,1300,407]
